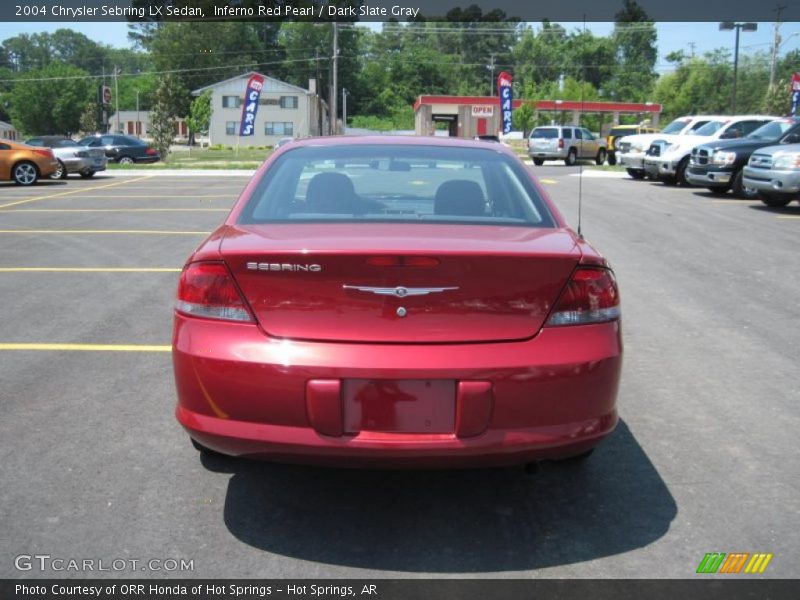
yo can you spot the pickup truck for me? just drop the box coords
[617,116,719,179]
[743,142,800,207]
[644,115,774,186]
[686,117,800,198]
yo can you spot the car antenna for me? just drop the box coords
[577,15,586,239]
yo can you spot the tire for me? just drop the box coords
[675,157,690,186]
[661,176,678,186]
[707,186,730,196]
[13,161,38,186]
[731,169,759,199]
[532,158,544,166]
[79,171,96,179]
[607,152,617,166]
[118,156,134,165]
[759,192,792,208]
[595,148,607,166]
[52,160,67,180]
[564,148,577,166]
[190,437,225,458]
[626,168,646,180]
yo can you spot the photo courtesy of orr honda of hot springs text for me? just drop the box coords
[173,137,622,469]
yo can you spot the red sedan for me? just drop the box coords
[173,136,622,468]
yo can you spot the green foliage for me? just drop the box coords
[511,103,534,136]
[10,63,93,135]
[186,91,212,136]
[149,73,186,158]
[763,79,791,116]
[79,102,99,134]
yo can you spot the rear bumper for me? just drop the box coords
[743,167,800,194]
[173,315,622,468]
[61,156,107,173]
[528,150,567,160]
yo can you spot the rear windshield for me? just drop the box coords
[239,145,555,228]
[531,128,558,139]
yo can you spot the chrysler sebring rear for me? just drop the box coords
[173,138,622,468]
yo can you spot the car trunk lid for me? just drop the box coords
[220,224,581,343]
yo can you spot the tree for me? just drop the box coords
[606,0,658,101]
[79,102,99,134]
[512,102,534,136]
[149,73,186,159]
[9,63,93,135]
[185,91,212,146]
[763,79,791,116]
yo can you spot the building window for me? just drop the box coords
[226,121,240,135]
[222,95,241,108]
[259,97,280,106]
[279,96,298,109]
[265,122,294,136]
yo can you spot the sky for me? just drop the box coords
[0,21,798,73]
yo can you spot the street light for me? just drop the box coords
[719,22,757,113]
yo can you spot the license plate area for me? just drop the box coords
[343,379,455,434]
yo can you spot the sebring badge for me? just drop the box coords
[247,262,322,272]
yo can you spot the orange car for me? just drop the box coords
[0,140,59,185]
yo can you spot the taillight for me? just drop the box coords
[175,262,253,322]
[546,267,620,327]
[558,139,564,149]
[145,148,158,156]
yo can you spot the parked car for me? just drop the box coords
[643,115,774,186]
[25,136,107,179]
[743,142,800,207]
[0,140,58,185]
[617,116,720,179]
[528,125,607,166]
[174,136,622,468]
[605,124,658,165]
[686,117,800,198]
[77,134,160,164]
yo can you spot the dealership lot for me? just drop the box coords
[1,169,798,578]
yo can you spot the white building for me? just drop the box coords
[107,111,188,139]
[0,121,18,141]
[192,72,327,147]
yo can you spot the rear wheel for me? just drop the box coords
[532,158,544,166]
[731,169,758,199]
[759,192,793,208]
[564,149,577,166]
[595,148,607,166]
[118,156,134,165]
[626,168,646,180]
[79,171,95,179]
[52,160,67,180]
[13,161,38,186]
[607,152,617,166]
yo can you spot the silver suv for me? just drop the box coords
[742,143,800,207]
[528,126,607,166]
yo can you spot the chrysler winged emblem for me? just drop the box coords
[343,285,459,298]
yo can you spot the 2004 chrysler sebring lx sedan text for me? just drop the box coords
[173,137,622,468]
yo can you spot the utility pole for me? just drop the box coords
[315,48,322,136]
[330,22,338,135]
[102,63,107,133]
[488,53,496,96]
[114,65,120,134]
[688,42,696,58]
[770,5,787,87]
[342,87,347,134]
[720,22,758,114]
[135,90,140,136]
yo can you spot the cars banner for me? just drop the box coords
[239,74,265,136]
[497,72,513,134]
[792,73,800,116]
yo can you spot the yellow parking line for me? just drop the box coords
[0,267,181,272]
[0,176,154,209]
[711,200,756,204]
[539,178,558,184]
[0,229,210,235]
[776,215,800,219]
[0,208,228,213]
[0,343,171,352]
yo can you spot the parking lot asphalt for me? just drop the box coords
[1,167,798,578]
